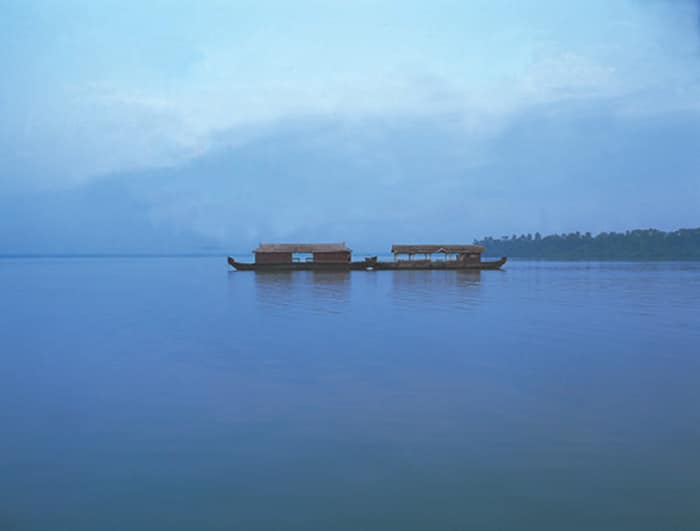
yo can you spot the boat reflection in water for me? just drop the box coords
[252,270,352,312]
[390,269,484,311]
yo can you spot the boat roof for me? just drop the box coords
[391,244,485,254]
[254,243,351,253]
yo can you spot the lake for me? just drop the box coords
[1,257,699,530]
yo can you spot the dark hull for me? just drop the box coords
[373,257,507,270]
[227,257,377,271]
[228,256,506,271]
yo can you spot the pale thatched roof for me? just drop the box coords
[391,244,484,254]
[254,243,351,253]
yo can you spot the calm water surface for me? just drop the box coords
[1,258,699,530]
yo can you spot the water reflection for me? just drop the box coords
[253,270,351,312]
[390,270,483,310]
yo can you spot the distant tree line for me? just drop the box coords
[474,228,700,260]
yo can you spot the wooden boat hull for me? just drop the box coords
[228,256,506,271]
[373,257,507,270]
[227,256,378,271]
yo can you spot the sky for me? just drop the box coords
[1,0,699,253]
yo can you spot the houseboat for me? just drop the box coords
[227,243,377,271]
[375,244,506,270]
[227,243,505,271]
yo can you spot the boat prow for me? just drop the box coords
[484,256,507,270]
[227,257,255,271]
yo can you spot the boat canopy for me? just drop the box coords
[391,244,484,255]
[254,243,351,254]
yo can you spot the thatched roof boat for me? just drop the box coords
[228,242,373,271]
[228,242,505,271]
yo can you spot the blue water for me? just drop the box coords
[1,257,699,530]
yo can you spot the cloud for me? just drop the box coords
[644,0,700,41]
[2,0,700,253]
[6,0,700,193]
[3,99,699,254]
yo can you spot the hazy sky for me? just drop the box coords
[1,0,699,252]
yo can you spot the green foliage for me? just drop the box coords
[474,228,700,260]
